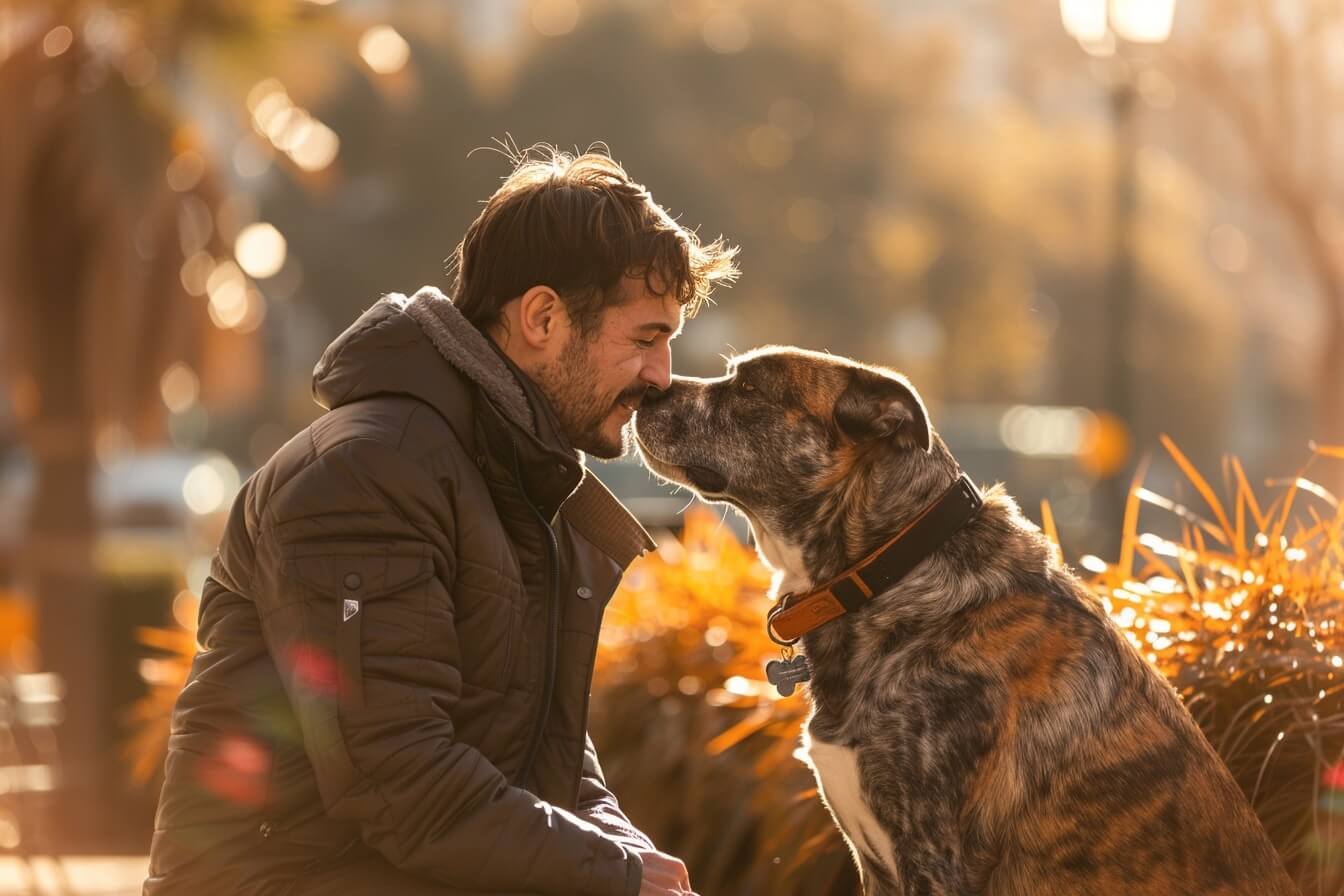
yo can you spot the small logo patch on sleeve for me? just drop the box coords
[342,599,360,622]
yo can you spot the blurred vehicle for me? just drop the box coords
[0,449,246,583]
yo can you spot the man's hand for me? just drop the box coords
[635,848,696,895]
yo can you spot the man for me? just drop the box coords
[144,147,738,895]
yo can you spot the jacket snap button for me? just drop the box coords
[577,586,593,600]
[343,573,362,590]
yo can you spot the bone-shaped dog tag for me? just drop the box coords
[765,654,812,697]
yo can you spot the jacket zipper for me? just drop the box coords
[511,436,561,792]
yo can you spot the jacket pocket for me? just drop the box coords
[283,541,434,710]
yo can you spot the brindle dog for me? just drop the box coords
[633,346,1297,896]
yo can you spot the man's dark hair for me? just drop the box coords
[449,144,739,335]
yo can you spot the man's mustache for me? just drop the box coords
[618,385,650,407]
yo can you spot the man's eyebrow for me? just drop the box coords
[635,321,682,336]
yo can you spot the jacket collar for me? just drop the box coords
[472,321,656,568]
[393,287,536,435]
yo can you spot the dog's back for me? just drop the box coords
[943,573,1295,895]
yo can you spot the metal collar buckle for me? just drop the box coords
[766,592,802,647]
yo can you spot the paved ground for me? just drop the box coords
[0,857,146,895]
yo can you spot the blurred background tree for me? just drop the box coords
[1172,0,1344,497]
[0,0,349,845]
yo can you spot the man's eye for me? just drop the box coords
[635,338,656,349]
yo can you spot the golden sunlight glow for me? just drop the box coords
[182,464,223,516]
[206,260,247,323]
[183,457,240,516]
[1110,0,1177,43]
[1058,0,1107,43]
[246,78,340,172]
[232,288,268,335]
[273,109,314,153]
[171,590,200,632]
[208,286,249,329]
[289,121,340,172]
[165,151,205,192]
[179,251,214,297]
[532,0,581,37]
[251,96,291,137]
[234,222,287,279]
[359,25,411,74]
[999,405,1095,457]
[159,362,199,414]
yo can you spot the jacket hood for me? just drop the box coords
[313,286,535,436]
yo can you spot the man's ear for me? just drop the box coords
[516,285,567,350]
[834,366,932,451]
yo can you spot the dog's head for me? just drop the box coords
[634,346,957,586]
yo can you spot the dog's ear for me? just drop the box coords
[834,366,932,451]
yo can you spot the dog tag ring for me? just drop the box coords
[765,653,812,697]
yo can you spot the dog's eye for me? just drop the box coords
[739,381,756,393]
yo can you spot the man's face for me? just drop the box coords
[535,278,684,458]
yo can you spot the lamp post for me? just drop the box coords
[1059,0,1176,526]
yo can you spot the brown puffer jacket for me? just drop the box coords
[144,287,657,895]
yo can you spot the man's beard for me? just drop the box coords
[536,333,646,459]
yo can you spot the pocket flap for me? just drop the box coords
[284,542,433,601]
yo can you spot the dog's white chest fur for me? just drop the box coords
[800,730,898,884]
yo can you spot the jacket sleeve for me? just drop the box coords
[577,734,656,853]
[253,437,641,896]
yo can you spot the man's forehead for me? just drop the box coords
[615,284,684,333]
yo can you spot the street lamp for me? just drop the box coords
[1058,0,1176,526]
[1061,0,1176,49]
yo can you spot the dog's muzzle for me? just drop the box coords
[683,465,728,494]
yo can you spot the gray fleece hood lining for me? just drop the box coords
[386,287,536,436]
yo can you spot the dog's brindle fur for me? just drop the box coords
[634,347,1297,896]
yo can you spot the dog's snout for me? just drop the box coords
[641,385,673,407]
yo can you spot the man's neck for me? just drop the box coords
[484,330,575,456]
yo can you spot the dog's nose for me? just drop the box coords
[641,385,673,407]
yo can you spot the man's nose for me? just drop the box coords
[641,373,693,408]
[641,342,673,392]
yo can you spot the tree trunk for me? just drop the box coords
[22,89,105,847]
